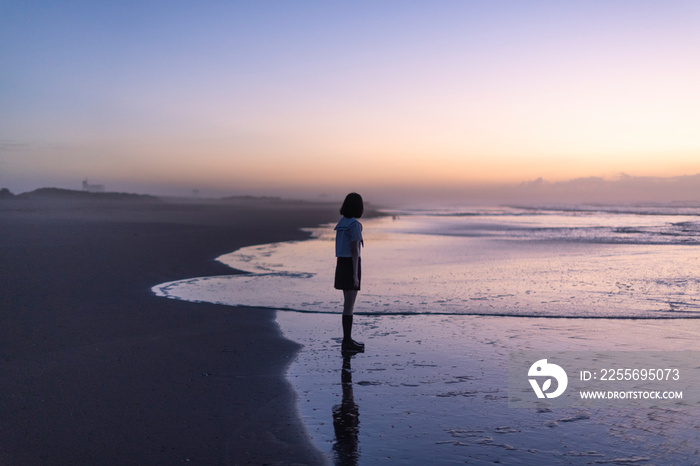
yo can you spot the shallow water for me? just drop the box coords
[279,313,700,465]
[154,207,700,318]
[151,205,700,463]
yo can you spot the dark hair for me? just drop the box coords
[340,192,364,218]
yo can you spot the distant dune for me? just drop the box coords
[11,188,161,203]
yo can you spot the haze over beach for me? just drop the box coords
[2,1,700,204]
[3,2,700,465]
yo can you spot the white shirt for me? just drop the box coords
[334,217,363,257]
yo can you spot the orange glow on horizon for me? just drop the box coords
[3,2,700,200]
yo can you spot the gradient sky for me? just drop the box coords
[1,1,699,200]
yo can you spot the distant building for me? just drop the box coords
[82,179,105,193]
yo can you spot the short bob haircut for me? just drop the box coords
[340,192,364,218]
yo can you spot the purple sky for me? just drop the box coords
[2,1,699,203]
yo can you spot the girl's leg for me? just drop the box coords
[342,289,358,316]
[342,290,364,350]
[342,289,357,341]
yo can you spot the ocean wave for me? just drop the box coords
[153,206,700,319]
[391,205,700,217]
[381,205,700,245]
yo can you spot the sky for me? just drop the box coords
[1,1,700,203]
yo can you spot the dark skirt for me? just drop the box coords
[334,257,361,290]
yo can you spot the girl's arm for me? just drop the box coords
[351,240,360,288]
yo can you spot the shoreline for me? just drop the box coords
[0,197,339,465]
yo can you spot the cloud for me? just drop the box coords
[502,173,700,205]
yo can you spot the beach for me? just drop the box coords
[4,2,699,463]
[0,195,337,465]
[279,313,700,464]
[5,196,700,465]
[155,206,700,464]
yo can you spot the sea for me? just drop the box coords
[154,204,700,319]
[153,204,700,464]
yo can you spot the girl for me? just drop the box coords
[334,193,365,352]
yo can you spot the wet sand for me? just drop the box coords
[0,195,338,465]
[279,309,700,464]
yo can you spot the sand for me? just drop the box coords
[0,195,338,465]
[279,312,700,464]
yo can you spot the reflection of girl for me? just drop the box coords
[334,193,365,352]
[332,354,360,465]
